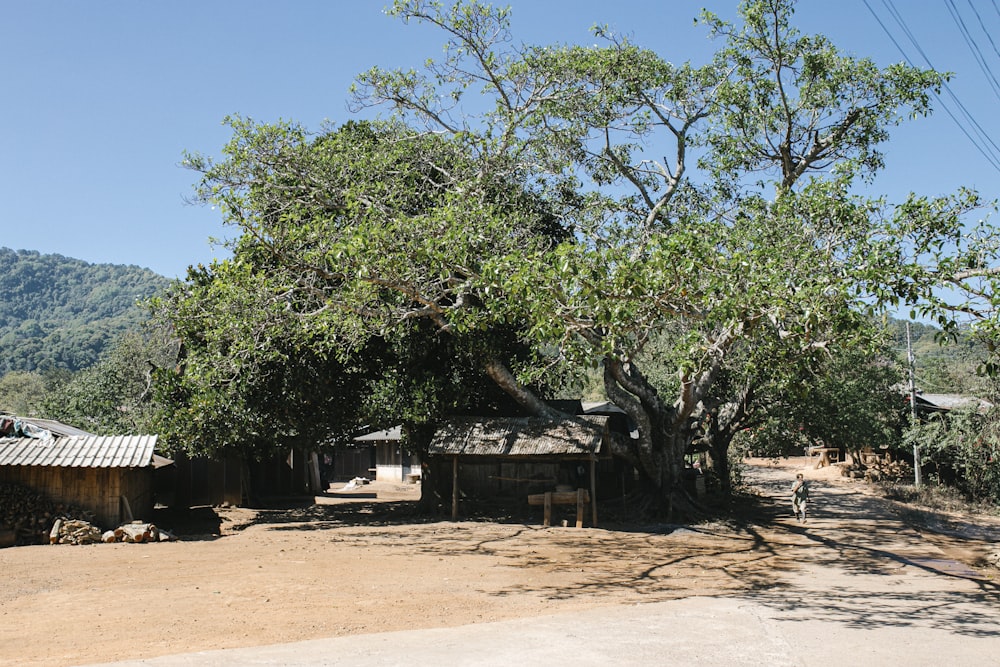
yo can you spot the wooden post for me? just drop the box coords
[589,456,598,527]
[543,492,552,527]
[576,488,585,528]
[451,456,459,520]
[308,451,322,492]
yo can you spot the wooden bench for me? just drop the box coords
[527,489,590,528]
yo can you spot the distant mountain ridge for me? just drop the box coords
[0,248,170,374]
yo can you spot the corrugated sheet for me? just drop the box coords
[0,415,94,438]
[919,393,993,412]
[0,435,158,468]
[429,416,608,458]
[354,425,402,442]
[18,417,94,437]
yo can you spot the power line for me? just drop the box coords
[864,0,1000,174]
[883,0,1000,167]
[965,0,1000,65]
[945,0,1000,103]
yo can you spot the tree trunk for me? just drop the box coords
[703,385,753,497]
[709,431,734,496]
[602,357,693,517]
[399,423,444,514]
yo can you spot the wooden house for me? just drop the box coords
[0,430,161,529]
[427,415,612,522]
[353,425,420,482]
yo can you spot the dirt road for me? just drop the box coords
[2,459,998,666]
[738,462,1000,665]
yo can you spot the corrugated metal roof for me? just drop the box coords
[0,415,94,438]
[429,416,608,458]
[916,393,994,413]
[21,418,94,437]
[0,435,158,468]
[354,425,402,442]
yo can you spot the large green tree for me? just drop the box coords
[345,0,982,512]
[166,0,998,516]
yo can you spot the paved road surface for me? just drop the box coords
[91,464,1000,667]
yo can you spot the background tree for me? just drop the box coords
[903,405,1000,503]
[41,327,177,435]
[345,0,970,513]
[164,0,998,517]
[0,370,48,417]
[731,341,906,462]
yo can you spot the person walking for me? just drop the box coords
[791,473,810,522]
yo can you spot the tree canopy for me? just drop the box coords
[160,0,1000,515]
[154,120,567,460]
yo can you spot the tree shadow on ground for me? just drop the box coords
[153,465,999,625]
[152,504,224,539]
[740,464,1000,638]
[155,487,799,603]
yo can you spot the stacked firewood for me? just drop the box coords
[48,519,177,545]
[0,482,94,547]
[101,521,176,544]
[0,483,179,547]
[841,459,913,483]
[49,518,103,545]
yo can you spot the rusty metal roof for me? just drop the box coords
[0,434,158,468]
[428,416,608,458]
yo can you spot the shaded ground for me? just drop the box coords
[1,459,998,666]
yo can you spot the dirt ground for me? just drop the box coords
[1,458,998,667]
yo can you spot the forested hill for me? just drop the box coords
[0,248,170,374]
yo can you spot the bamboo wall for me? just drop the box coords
[456,461,565,499]
[169,449,317,508]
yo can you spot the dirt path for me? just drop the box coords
[740,460,1000,663]
[1,460,998,666]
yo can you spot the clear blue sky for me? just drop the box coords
[1,1,996,278]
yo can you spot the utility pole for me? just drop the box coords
[906,322,922,488]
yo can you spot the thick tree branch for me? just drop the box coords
[483,357,564,420]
